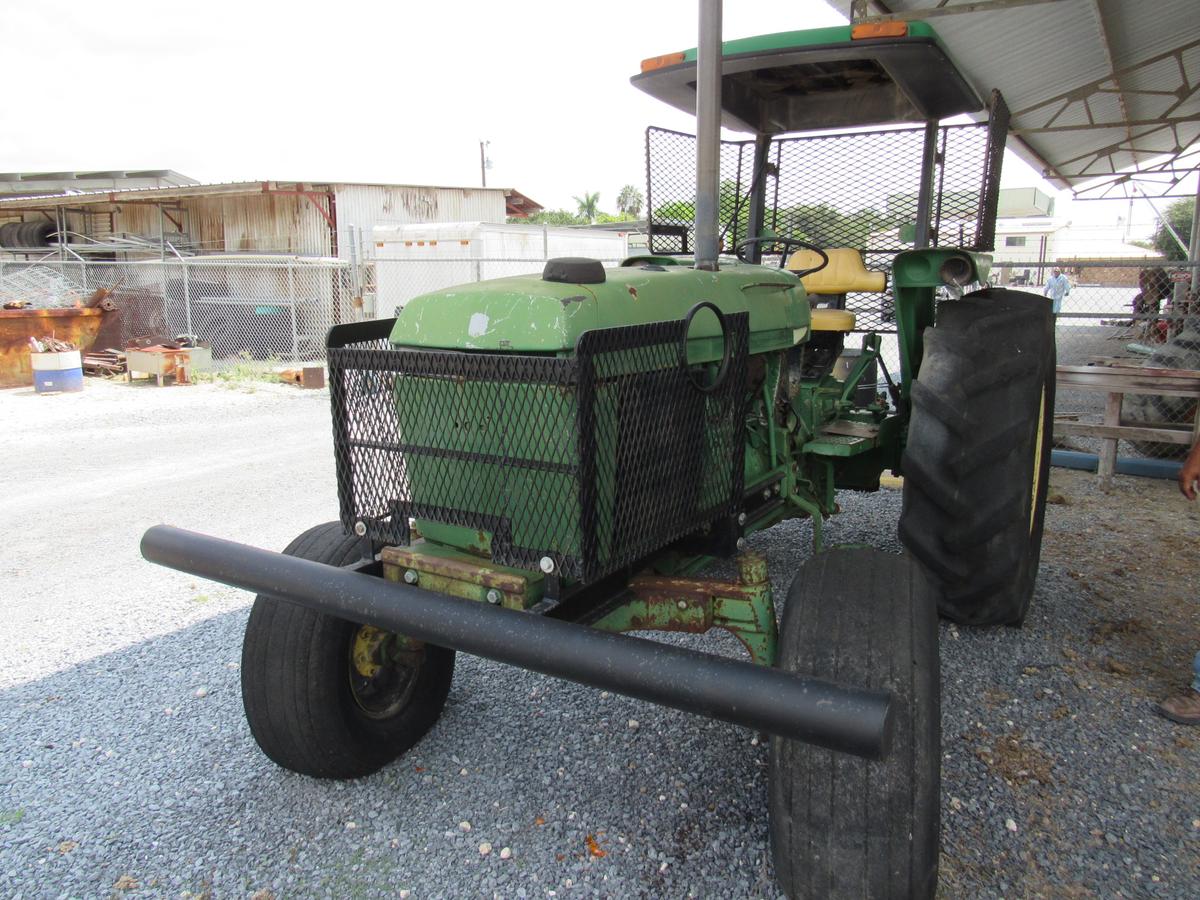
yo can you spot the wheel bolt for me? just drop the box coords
[403,569,419,585]
[485,589,502,605]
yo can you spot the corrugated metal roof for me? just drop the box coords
[829,0,1200,199]
[0,180,534,208]
[0,170,198,197]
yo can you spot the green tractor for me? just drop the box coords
[143,10,1054,899]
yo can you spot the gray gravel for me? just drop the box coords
[1,378,1198,898]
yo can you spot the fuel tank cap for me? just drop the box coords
[542,257,606,284]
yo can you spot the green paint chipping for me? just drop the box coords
[0,809,26,826]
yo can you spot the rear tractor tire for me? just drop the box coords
[241,522,455,779]
[769,548,940,899]
[899,289,1056,626]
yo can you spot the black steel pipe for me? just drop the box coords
[141,525,894,760]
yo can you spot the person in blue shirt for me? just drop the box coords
[1043,267,1070,314]
[1157,438,1200,725]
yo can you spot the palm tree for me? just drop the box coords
[573,191,600,224]
[617,185,644,218]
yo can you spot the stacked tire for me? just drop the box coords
[0,221,57,249]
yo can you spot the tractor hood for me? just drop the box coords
[389,260,810,356]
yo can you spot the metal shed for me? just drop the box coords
[0,180,542,260]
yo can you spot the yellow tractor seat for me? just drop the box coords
[810,308,856,332]
[786,248,887,294]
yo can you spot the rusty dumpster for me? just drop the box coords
[0,308,106,389]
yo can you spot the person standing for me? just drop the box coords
[1043,267,1071,315]
[1156,438,1200,725]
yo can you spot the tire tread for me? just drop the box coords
[899,288,1055,625]
[769,549,939,899]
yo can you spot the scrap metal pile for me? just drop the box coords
[0,268,120,311]
[27,335,77,353]
[82,349,127,376]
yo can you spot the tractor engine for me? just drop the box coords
[327,256,811,595]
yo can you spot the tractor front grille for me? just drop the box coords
[327,314,749,585]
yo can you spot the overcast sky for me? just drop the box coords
[0,0,1166,232]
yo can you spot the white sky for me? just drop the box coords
[0,0,1177,235]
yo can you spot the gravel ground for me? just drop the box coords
[1,377,1198,899]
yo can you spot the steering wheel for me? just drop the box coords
[733,237,829,278]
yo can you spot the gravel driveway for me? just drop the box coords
[1,378,1197,898]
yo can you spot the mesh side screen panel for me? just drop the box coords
[329,314,749,584]
[576,315,748,580]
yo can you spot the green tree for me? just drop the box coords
[616,185,644,218]
[508,209,587,226]
[573,191,601,224]
[775,203,890,249]
[651,182,892,252]
[1153,197,1195,260]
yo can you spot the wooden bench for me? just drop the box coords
[1054,363,1200,483]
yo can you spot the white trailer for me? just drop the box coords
[371,221,630,313]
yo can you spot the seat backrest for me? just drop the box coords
[786,248,886,294]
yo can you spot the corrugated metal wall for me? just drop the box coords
[333,185,508,259]
[1,184,501,259]
[183,193,333,255]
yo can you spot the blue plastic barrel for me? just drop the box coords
[31,350,83,394]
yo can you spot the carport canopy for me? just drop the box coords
[829,0,1200,200]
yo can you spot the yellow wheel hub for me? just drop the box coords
[351,625,389,678]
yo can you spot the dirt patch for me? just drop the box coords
[972,727,1055,787]
[1041,468,1200,695]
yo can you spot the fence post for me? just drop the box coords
[288,259,299,362]
[183,259,192,338]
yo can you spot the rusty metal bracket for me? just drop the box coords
[589,551,778,666]
[381,542,544,610]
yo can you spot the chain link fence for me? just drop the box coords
[995,259,1200,458]
[370,257,626,317]
[5,250,1196,464]
[0,258,353,365]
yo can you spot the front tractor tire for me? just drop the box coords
[899,289,1056,626]
[769,549,940,899]
[241,522,455,779]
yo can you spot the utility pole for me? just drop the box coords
[480,141,490,188]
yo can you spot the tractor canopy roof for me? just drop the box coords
[631,21,982,135]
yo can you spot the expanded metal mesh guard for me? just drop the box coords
[328,314,749,584]
[645,121,1001,332]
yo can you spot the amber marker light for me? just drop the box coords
[640,51,686,73]
[851,22,909,39]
